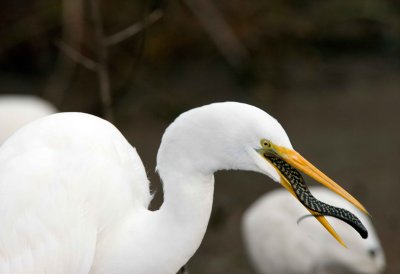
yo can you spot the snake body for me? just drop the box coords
[266,155,368,239]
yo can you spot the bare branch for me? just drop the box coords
[106,10,163,46]
[43,0,85,106]
[56,40,98,71]
[89,0,114,122]
[184,0,248,68]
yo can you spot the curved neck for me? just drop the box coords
[137,170,214,274]
[157,170,214,271]
[91,171,214,274]
[160,170,214,221]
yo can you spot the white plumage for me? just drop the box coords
[242,187,386,274]
[0,102,370,274]
[0,113,152,274]
[0,95,56,143]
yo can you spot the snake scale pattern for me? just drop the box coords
[266,155,368,239]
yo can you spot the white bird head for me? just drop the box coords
[158,102,290,176]
[157,102,368,245]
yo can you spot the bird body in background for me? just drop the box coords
[0,95,56,143]
[0,102,369,274]
[242,187,386,274]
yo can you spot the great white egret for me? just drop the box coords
[242,187,385,274]
[0,95,56,143]
[0,102,368,274]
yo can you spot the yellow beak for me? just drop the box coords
[261,142,369,247]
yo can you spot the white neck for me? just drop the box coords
[154,170,215,273]
[91,169,214,274]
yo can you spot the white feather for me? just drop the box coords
[242,187,386,274]
[0,95,56,143]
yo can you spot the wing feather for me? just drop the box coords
[0,113,151,273]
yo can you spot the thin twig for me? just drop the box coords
[106,10,163,46]
[89,0,114,122]
[43,0,85,106]
[184,0,248,68]
[56,40,98,71]
[53,0,161,121]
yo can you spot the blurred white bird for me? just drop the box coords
[242,186,386,274]
[0,95,56,143]
[0,102,369,274]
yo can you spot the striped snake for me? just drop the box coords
[266,155,368,239]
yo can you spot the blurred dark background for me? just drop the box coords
[0,0,399,273]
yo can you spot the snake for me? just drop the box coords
[265,155,368,239]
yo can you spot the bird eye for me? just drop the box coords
[368,248,378,258]
[261,139,271,148]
